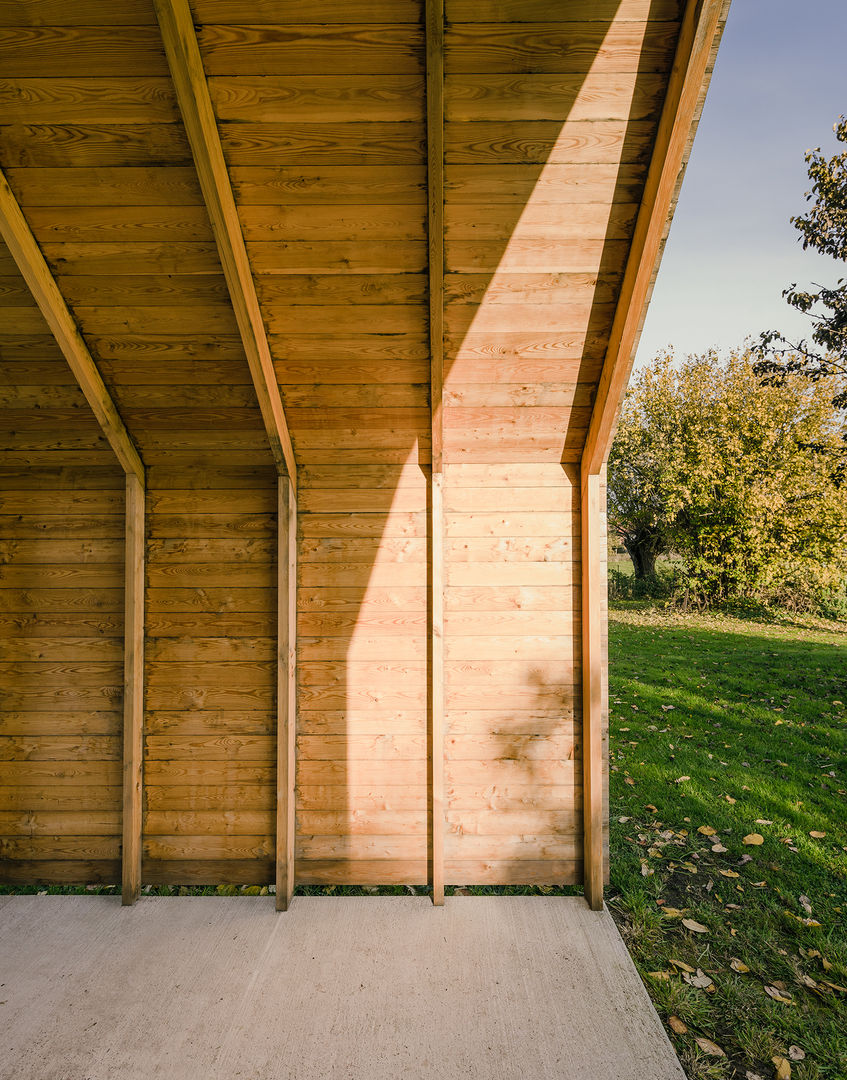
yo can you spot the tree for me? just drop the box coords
[608,349,847,607]
[755,116,847,410]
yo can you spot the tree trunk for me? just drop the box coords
[622,529,663,580]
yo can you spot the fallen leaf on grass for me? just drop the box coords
[661,907,687,918]
[724,795,737,804]
[719,869,740,878]
[799,895,812,914]
[648,971,672,980]
[755,819,773,825]
[743,833,764,845]
[683,969,714,990]
[675,776,691,783]
[772,1056,792,1079]
[730,958,750,973]
[809,830,826,838]
[746,1072,765,1080]
[788,1047,806,1061]
[625,777,635,786]
[669,958,696,973]
[697,825,717,836]
[822,980,847,993]
[618,816,631,823]
[695,1037,725,1057]
[783,910,822,929]
[798,974,818,988]
[682,919,709,934]
[682,862,698,874]
[668,1015,687,1034]
[764,985,794,1004]
[711,842,728,853]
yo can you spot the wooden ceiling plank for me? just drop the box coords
[0,168,144,483]
[153,0,297,488]
[582,0,731,476]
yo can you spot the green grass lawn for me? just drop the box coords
[607,605,847,1080]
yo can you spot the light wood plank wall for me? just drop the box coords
[0,8,280,886]
[193,0,433,885]
[0,0,681,888]
[0,267,124,885]
[440,0,675,883]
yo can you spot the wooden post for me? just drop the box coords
[426,0,445,907]
[580,468,604,910]
[122,472,145,905]
[429,472,445,906]
[276,473,297,910]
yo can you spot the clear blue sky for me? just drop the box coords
[635,0,847,366]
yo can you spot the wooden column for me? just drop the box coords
[122,473,145,905]
[276,474,297,911]
[580,468,604,910]
[426,0,445,907]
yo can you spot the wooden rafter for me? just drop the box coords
[425,0,445,907]
[579,0,730,910]
[582,0,731,475]
[153,0,297,489]
[0,169,144,483]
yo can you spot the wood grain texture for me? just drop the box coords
[277,474,296,910]
[580,468,603,910]
[0,0,721,891]
[154,0,297,484]
[583,0,730,473]
[0,172,143,480]
[122,472,144,905]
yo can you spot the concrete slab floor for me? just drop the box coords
[0,895,685,1080]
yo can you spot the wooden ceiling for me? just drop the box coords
[0,0,730,475]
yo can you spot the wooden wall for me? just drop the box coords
[0,0,687,889]
[0,260,124,884]
[144,465,277,885]
[209,0,434,885]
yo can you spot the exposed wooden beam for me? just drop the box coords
[154,0,297,489]
[122,472,146,906]
[582,0,731,475]
[0,168,144,484]
[426,0,445,907]
[276,474,297,911]
[580,467,604,911]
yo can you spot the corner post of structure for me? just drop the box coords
[580,466,604,911]
[122,470,146,905]
[276,471,297,911]
[425,0,445,907]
